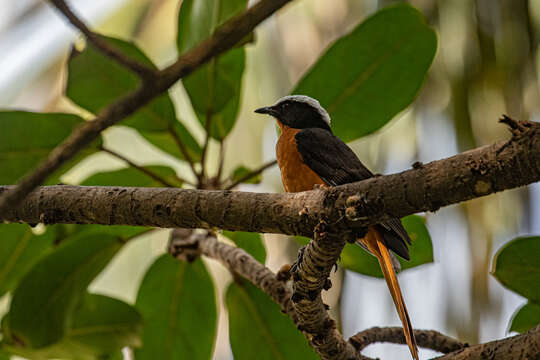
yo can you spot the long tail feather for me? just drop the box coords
[362,228,419,360]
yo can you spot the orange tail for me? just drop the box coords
[362,228,418,360]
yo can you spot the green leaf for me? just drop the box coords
[223,231,266,263]
[226,281,318,360]
[6,233,123,348]
[0,224,56,298]
[81,165,182,187]
[297,215,433,277]
[135,255,216,360]
[509,302,540,333]
[68,293,142,354]
[2,293,142,360]
[177,0,248,139]
[231,166,262,185]
[0,112,101,184]
[293,4,437,142]
[492,236,540,302]
[66,35,201,160]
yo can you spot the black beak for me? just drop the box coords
[254,106,279,117]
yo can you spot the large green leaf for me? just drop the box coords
[509,302,540,334]
[227,280,318,360]
[6,233,123,348]
[81,165,182,187]
[0,112,101,184]
[66,35,201,160]
[2,293,142,360]
[135,255,216,360]
[492,236,540,302]
[223,231,266,264]
[177,0,247,139]
[0,224,56,298]
[294,4,437,142]
[230,166,263,185]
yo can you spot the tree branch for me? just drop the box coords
[0,0,293,214]
[290,228,359,360]
[435,324,540,359]
[1,119,538,236]
[49,0,157,79]
[349,327,465,354]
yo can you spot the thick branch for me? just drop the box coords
[49,0,156,79]
[290,228,360,360]
[1,120,539,235]
[435,324,540,359]
[0,0,292,214]
[349,327,465,354]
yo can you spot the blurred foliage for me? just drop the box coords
[493,236,540,333]
[226,280,318,360]
[135,255,216,360]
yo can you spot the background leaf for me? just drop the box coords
[6,233,123,348]
[492,236,540,302]
[509,302,540,334]
[0,224,56,298]
[223,231,266,263]
[135,255,216,360]
[0,112,101,184]
[80,165,182,187]
[226,280,318,360]
[177,0,248,139]
[230,166,263,185]
[2,293,142,360]
[293,4,437,142]
[66,36,201,160]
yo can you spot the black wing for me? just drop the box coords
[295,128,412,260]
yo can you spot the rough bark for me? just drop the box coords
[435,324,540,360]
[349,327,465,354]
[1,119,538,236]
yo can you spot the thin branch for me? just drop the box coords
[0,0,293,213]
[100,146,192,187]
[49,0,156,79]
[1,119,539,233]
[225,160,277,190]
[199,113,214,185]
[168,229,296,318]
[167,125,200,182]
[349,327,465,354]
[216,139,225,184]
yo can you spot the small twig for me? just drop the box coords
[169,229,297,320]
[49,0,157,80]
[199,113,214,185]
[167,125,200,183]
[349,327,465,354]
[100,146,190,187]
[225,160,277,190]
[216,139,226,183]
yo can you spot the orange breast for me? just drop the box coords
[276,124,326,193]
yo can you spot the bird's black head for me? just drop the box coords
[254,95,331,131]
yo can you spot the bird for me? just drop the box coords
[255,95,419,360]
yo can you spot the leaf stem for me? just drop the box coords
[100,146,189,187]
[167,125,200,183]
[225,160,277,190]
